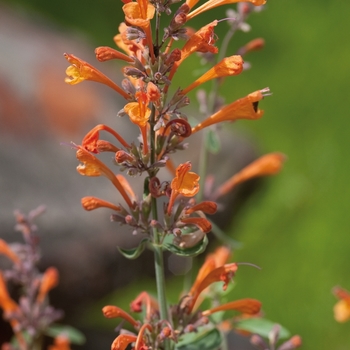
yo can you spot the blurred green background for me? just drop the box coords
[2,0,350,348]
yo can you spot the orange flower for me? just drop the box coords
[37,267,59,303]
[95,46,135,63]
[76,146,134,208]
[0,239,20,265]
[102,305,140,328]
[135,323,152,350]
[130,291,159,321]
[184,262,238,313]
[124,91,151,155]
[167,21,218,85]
[64,54,130,100]
[202,298,261,316]
[213,152,286,200]
[192,88,270,134]
[48,336,71,350]
[181,55,244,95]
[187,0,266,20]
[185,201,217,215]
[180,217,212,233]
[238,38,265,56]
[81,197,122,212]
[122,0,155,62]
[167,162,200,215]
[111,334,137,350]
[82,124,131,153]
[333,286,350,322]
[0,271,19,314]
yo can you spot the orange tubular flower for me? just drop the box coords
[180,217,212,233]
[187,0,266,20]
[111,334,137,350]
[202,298,261,316]
[124,91,151,155]
[95,46,135,63]
[130,291,159,321]
[185,263,238,313]
[76,147,134,208]
[82,124,131,153]
[135,323,152,350]
[181,55,244,95]
[64,54,130,100]
[191,88,270,134]
[213,152,286,200]
[0,271,19,315]
[81,196,122,212]
[185,201,217,215]
[48,336,71,350]
[167,162,200,215]
[102,305,140,328]
[167,21,218,84]
[333,286,350,322]
[122,0,155,62]
[0,239,20,265]
[37,267,59,303]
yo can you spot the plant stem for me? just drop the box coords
[149,105,170,349]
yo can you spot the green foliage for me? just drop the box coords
[163,233,208,257]
[117,238,150,259]
[46,325,86,345]
[176,328,222,350]
[236,318,290,340]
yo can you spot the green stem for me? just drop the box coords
[149,105,171,349]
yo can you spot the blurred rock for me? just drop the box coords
[0,3,260,346]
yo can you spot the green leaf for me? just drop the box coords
[143,176,150,198]
[164,234,208,257]
[45,324,86,345]
[176,328,222,350]
[206,129,221,154]
[117,238,150,259]
[236,318,290,339]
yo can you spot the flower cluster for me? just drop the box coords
[60,0,299,349]
[0,207,63,350]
